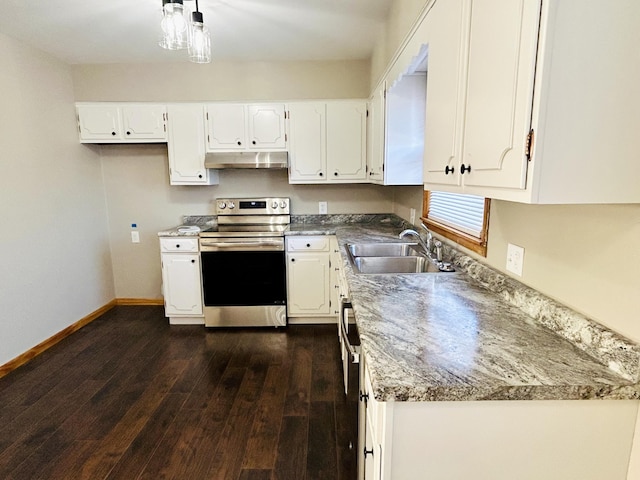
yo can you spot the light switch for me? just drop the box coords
[131,231,140,243]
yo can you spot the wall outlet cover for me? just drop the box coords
[506,243,524,276]
[131,231,140,244]
[319,201,328,214]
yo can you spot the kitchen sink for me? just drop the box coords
[347,242,424,257]
[352,256,442,274]
[346,241,455,274]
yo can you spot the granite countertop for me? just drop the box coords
[158,214,640,402]
[287,220,640,403]
[158,215,217,237]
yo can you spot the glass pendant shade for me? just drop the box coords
[159,0,189,50]
[189,11,211,63]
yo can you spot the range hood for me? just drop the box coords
[205,151,288,169]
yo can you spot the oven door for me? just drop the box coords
[200,237,287,327]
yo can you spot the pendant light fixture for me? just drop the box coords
[159,0,189,50]
[188,0,211,63]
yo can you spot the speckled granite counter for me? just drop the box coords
[157,214,640,402]
[157,215,216,237]
[286,217,640,403]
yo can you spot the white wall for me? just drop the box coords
[370,0,431,89]
[0,33,114,366]
[487,202,640,342]
[100,144,394,299]
[72,60,371,102]
[73,60,396,299]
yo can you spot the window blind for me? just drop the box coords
[427,191,485,238]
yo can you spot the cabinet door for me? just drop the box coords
[205,104,246,150]
[461,0,541,189]
[248,104,287,149]
[120,105,167,140]
[366,87,385,183]
[288,102,327,183]
[161,253,203,316]
[327,101,367,181]
[422,0,467,187]
[286,253,331,316]
[77,105,121,141]
[330,237,341,317]
[384,75,425,186]
[167,104,218,185]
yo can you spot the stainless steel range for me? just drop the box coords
[199,197,290,327]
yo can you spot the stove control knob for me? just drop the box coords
[227,201,235,209]
[272,201,279,209]
[279,200,288,209]
[217,201,226,210]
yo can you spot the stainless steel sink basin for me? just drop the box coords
[345,241,455,274]
[347,242,424,257]
[352,255,442,274]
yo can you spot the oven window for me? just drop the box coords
[201,251,286,306]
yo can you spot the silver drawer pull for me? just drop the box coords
[340,301,359,363]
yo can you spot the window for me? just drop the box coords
[422,190,490,256]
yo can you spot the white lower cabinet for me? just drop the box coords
[357,355,637,480]
[286,235,339,323]
[159,237,204,324]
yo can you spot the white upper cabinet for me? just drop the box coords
[367,76,425,186]
[423,0,537,191]
[288,100,367,184]
[422,0,640,204]
[421,0,467,187]
[288,102,326,181]
[461,0,539,191]
[76,103,167,143]
[205,103,286,152]
[326,101,367,181]
[366,84,386,183]
[166,104,219,186]
[385,74,426,186]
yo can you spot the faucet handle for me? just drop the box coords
[434,240,443,262]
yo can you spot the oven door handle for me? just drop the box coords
[340,300,359,364]
[200,240,284,250]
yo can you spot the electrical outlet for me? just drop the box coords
[319,201,328,214]
[131,231,140,244]
[409,208,416,224]
[506,243,524,276]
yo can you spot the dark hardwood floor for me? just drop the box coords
[0,306,358,480]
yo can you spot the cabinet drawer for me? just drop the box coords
[160,237,199,252]
[287,236,330,252]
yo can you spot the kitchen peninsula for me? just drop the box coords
[163,213,640,479]
[294,217,640,479]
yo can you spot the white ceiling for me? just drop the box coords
[0,0,393,65]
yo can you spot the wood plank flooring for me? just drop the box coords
[0,306,358,480]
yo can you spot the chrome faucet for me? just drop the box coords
[399,229,431,255]
[399,228,443,262]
